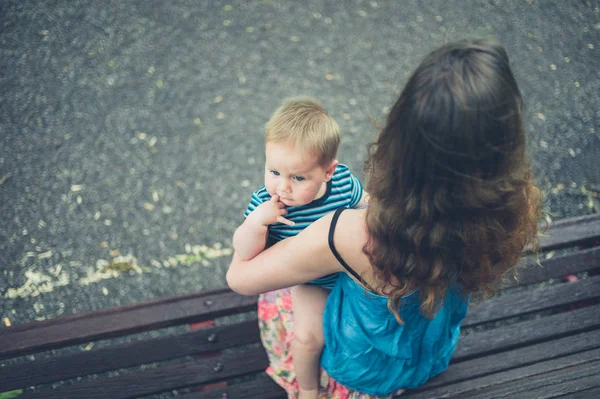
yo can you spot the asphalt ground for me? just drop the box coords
[0,0,599,326]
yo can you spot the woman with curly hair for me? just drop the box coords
[227,38,542,398]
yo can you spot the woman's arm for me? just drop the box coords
[227,212,344,295]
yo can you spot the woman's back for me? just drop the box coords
[320,208,469,395]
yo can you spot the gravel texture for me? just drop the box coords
[1,0,599,325]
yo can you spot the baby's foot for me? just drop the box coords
[298,388,319,399]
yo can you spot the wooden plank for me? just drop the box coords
[2,319,259,391]
[179,373,286,399]
[463,358,600,399]
[0,290,258,360]
[512,373,600,399]
[454,303,600,361]
[17,347,270,399]
[536,213,600,252]
[563,386,600,399]
[422,329,600,390]
[463,275,600,327]
[403,348,600,399]
[505,246,600,287]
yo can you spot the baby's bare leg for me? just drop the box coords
[291,284,329,399]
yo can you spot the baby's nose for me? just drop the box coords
[279,180,291,193]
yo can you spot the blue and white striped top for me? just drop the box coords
[244,164,363,288]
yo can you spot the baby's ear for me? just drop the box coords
[324,160,339,181]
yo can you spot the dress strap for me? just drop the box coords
[329,208,373,290]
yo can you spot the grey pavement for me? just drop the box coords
[1,0,599,325]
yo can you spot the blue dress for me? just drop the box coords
[321,208,470,396]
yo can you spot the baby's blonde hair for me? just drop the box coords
[265,96,340,166]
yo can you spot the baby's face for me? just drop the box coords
[264,141,333,207]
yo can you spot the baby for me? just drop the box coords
[233,96,367,399]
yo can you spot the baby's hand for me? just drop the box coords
[249,195,295,227]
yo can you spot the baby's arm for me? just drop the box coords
[233,195,294,260]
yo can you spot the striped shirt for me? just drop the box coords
[244,164,363,288]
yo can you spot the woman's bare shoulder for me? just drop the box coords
[331,208,373,273]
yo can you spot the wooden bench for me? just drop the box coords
[1,214,600,398]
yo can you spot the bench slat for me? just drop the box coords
[463,275,600,327]
[17,346,269,399]
[455,303,600,361]
[537,213,600,251]
[423,329,600,390]
[562,386,600,399]
[404,348,600,399]
[0,290,257,360]
[464,358,600,399]
[511,373,600,399]
[1,319,259,391]
[178,373,286,399]
[506,245,600,287]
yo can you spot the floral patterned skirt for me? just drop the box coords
[258,288,399,399]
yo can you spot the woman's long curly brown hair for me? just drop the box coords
[364,39,542,323]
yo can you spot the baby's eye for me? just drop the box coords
[271,170,280,176]
[293,176,305,182]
